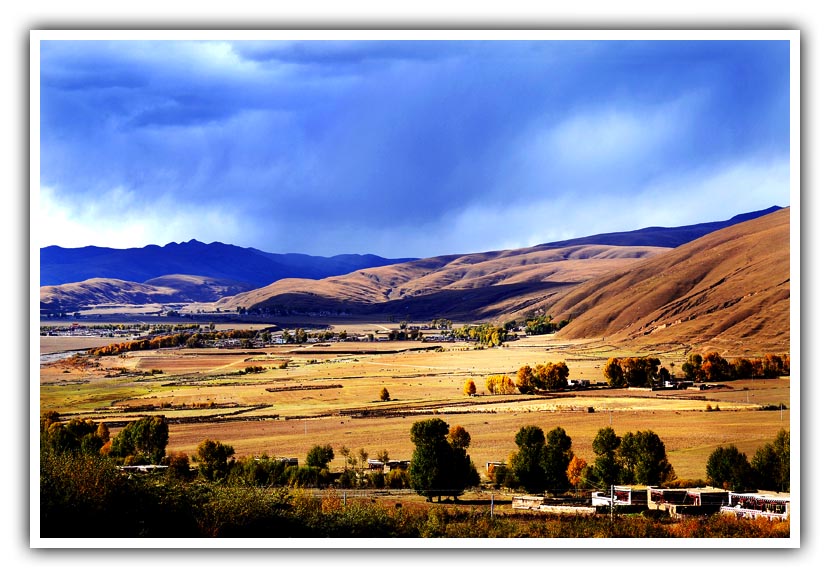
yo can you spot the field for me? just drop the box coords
[39,318,791,481]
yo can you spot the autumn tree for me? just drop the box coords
[379,387,390,401]
[604,358,625,388]
[701,352,731,381]
[463,379,477,396]
[533,362,570,391]
[485,374,516,395]
[516,365,534,394]
[566,455,588,489]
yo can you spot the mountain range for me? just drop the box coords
[40,241,415,287]
[39,206,790,354]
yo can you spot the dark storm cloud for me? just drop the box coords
[38,38,791,257]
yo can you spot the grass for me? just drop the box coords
[40,326,791,480]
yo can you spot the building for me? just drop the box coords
[648,486,730,518]
[591,486,648,507]
[720,492,790,520]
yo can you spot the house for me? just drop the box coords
[367,459,385,472]
[648,486,730,518]
[720,492,790,520]
[385,460,409,472]
[591,486,648,507]
[486,461,508,476]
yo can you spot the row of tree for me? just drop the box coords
[41,411,789,498]
[604,357,666,388]
[682,352,790,381]
[705,430,790,492]
[88,329,260,356]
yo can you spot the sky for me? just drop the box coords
[37,36,792,258]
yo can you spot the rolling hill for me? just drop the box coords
[534,207,790,355]
[40,275,256,313]
[218,207,790,354]
[216,244,671,318]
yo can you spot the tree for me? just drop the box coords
[305,444,335,469]
[591,427,621,489]
[339,445,351,471]
[510,425,546,493]
[541,426,574,493]
[604,358,625,388]
[566,455,588,489]
[751,429,790,492]
[409,418,476,502]
[706,445,754,491]
[618,430,675,485]
[485,374,516,395]
[682,353,703,381]
[448,425,471,450]
[379,387,390,402]
[532,362,569,391]
[196,439,235,481]
[701,352,731,381]
[516,365,534,394]
[109,416,169,463]
[463,379,477,396]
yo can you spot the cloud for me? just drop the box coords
[37,39,792,257]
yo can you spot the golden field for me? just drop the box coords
[39,326,790,481]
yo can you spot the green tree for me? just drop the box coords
[510,425,546,493]
[305,444,335,469]
[409,418,476,502]
[706,445,755,491]
[109,416,169,464]
[541,426,574,493]
[195,439,235,481]
[591,427,621,489]
[618,430,675,485]
[751,429,790,492]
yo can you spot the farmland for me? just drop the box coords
[39,318,790,481]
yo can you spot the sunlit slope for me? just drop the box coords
[541,208,790,354]
[218,245,670,319]
[40,275,255,312]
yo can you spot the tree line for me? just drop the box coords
[682,352,790,381]
[87,328,261,356]
[41,410,789,500]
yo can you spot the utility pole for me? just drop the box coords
[610,484,615,521]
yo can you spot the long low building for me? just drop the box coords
[720,492,790,520]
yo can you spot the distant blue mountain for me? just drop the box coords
[40,240,416,287]
[537,206,784,249]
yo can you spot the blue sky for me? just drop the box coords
[38,38,791,258]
